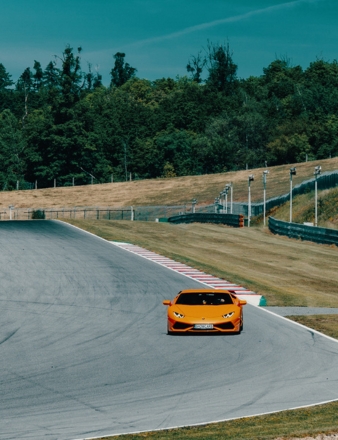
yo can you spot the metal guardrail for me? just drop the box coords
[168,213,244,228]
[269,216,338,246]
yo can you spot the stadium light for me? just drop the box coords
[314,166,321,227]
[263,170,269,226]
[223,185,230,213]
[214,197,220,213]
[289,167,296,223]
[192,198,197,214]
[248,175,254,227]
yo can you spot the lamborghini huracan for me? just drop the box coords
[163,289,246,334]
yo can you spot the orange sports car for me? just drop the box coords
[163,289,246,334]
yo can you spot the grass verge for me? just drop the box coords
[95,401,338,439]
[287,315,338,340]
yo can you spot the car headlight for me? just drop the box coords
[173,311,185,318]
[222,311,235,318]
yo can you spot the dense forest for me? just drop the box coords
[1,42,338,189]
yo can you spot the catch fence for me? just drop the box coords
[1,204,215,222]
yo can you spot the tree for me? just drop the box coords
[59,45,84,108]
[186,51,205,83]
[0,110,26,189]
[205,41,238,93]
[43,60,60,89]
[33,60,43,90]
[110,52,137,87]
[0,63,13,90]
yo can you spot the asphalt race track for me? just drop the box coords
[0,221,338,440]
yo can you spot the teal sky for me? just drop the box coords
[0,0,336,84]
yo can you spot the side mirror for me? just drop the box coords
[162,300,171,306]
[239,300,247,306]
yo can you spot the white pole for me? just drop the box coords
[315,176,318,227]
[248,176,254,227]
[230,183,233,214]
[263,184,266,226]
[263,171,269,226]
[248,184,251,227]
[131,206,134,221]
[290,176,292,223]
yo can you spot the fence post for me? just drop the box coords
[131,206,134,221]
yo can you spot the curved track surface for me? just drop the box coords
[0,221,337,440]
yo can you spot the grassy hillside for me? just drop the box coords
[0,157,337,211]
[268,186,338,229]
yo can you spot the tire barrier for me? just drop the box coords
[168,213,244,227]
[111,241,267,306]
[269,216,338,246]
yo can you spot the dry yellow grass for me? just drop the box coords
[64,219,338,307]
[1,157,337,209]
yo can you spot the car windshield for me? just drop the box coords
[176,292,234,305]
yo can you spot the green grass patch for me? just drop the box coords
[95,401,338,439]
[287,315,338,340]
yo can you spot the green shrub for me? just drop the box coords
[31,210,45,219]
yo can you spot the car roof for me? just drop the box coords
[179,289,231,294]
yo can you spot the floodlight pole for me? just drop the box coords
[192,198,197,214]
[248,175,254,227]
[230,182,233,214]
[224,184,231,214]
[314,166,321,227]
[289,167,296,223]
[214,197,219,214]
[220,191,225,212]
[263,170,269,226]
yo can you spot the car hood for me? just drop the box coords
[173,304,237,318]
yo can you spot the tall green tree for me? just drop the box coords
[110,52,137,87]
[205,41,238,93]
[0,110,26,189]
[0,63,13,90]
